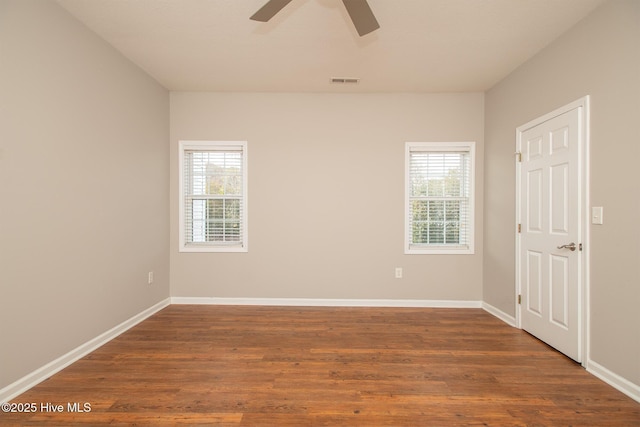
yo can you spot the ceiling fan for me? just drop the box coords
[250,0,380,37]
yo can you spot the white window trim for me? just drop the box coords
[404,141,475,255]
[178,140,248,253]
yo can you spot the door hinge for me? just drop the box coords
[518,224,521,233]
[515,152,522,162]
[518,294,522,305]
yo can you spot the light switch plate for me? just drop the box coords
[591,207,604,225]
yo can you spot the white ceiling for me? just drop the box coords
[57,0,606,92]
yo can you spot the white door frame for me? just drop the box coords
[515,96,590,365]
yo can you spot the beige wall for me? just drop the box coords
[484,0,639,385]
[0,0,169,388]
[170,92,484,301]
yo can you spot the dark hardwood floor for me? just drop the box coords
[2,305,639,426]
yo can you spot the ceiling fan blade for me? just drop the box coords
[250,0,295,22]
[342,0,380,36]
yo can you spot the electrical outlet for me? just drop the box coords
[395,267,403,279]
[148,271,154,285]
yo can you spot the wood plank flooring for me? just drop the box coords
[2,305,639,426]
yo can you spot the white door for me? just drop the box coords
[517,101,586,363]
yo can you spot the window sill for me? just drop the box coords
[405,246,474,255]
[179,245,248,253]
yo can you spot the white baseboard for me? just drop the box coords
[171,297,482,308]
[0,298,171,404]
[481,301,517,327]
[587,359,640,403]
[8,296,638,406]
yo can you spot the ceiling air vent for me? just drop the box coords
[331,77,360,84]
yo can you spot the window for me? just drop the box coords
[405,142,475,254]
[179,141,247,252]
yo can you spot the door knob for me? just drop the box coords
[557,242,577,251]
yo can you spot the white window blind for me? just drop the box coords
[405,142,475,254]
[179,141,247,252]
